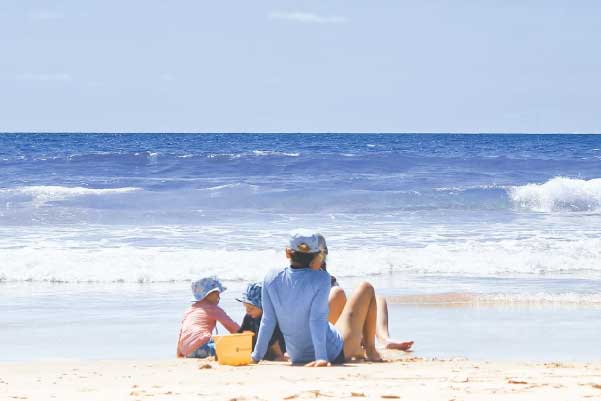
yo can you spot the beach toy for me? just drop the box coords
[212,332,254,366]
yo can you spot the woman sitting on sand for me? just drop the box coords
[316,233,414,352]
[252,230,385,366]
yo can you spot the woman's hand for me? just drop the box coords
[304,360,330,367]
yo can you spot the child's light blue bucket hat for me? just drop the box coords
[236,282,262,309]
[191,276,226,301]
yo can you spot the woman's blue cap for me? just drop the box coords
[288,229,321,253]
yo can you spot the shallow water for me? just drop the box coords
[2,277,600,362]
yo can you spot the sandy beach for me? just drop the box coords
[2,351,601,401]
[4,0,601,396]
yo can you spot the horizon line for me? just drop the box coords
[1,131,601,135]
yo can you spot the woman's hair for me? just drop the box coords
[316,233,328,270]
[290,251,319,267]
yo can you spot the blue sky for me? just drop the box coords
[1,1,600,133]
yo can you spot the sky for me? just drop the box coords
[1,0,600,133]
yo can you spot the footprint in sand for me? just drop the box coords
[507,380,528,385]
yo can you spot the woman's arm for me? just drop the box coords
[308,272,331,365]
[251,283,277,362]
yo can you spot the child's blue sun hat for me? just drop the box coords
[236,282,262,309]
[191,276,226,301]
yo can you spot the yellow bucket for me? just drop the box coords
[212,332,254,366]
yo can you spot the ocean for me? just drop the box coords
[1,133,600,361]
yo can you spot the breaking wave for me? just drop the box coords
[1,236,600,283]
[509,177,601,212]
[0,186,141,207]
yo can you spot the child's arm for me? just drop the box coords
[176,327,184,358]
[237,315,250,333]
[252,283,277,362]
[215,306,241,333]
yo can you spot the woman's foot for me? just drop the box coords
[365,347,383,362]
[381,340,414,351]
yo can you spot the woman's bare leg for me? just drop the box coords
[328,287,347,324]
[334,282,382,362]
[375,296,390,341]
[375,296,414,351]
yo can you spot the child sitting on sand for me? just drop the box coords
[237,282,287,361]
[176,276,240,358]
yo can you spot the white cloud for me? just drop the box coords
[29,10,64,21]
[16,73,72,82]
[269,11,348,24]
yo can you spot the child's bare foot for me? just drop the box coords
[383,340,414,351]
[365,347,383,362]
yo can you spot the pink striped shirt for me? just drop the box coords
[177,300,240,357]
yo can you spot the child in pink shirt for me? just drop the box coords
[176,277,240,358]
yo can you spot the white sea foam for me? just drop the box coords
[207,153,242,159]
[206,151,299,159]
[476,293,601,305]
[0,186,141,207]
[1,236,600,283]
[509,177,601,212]
[195,183,260,192]
[0,247,279,283]
[67,151,118,160]
[386,292,601,306]
[252,150,300,157]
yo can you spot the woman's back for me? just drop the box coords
[253,267,343,363]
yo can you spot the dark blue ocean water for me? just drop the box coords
[1,134,601,221]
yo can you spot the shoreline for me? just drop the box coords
[3,282,601,363]
[2,353,601,400]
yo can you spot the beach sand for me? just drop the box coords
[2,351,601,401]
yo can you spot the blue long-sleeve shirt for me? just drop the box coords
[251,267,343,363]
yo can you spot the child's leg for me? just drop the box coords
[265,342,288,362]
[328,286,347,324]
[186,340,216,359]
[375,296,414,351]
[334,282,382,362]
